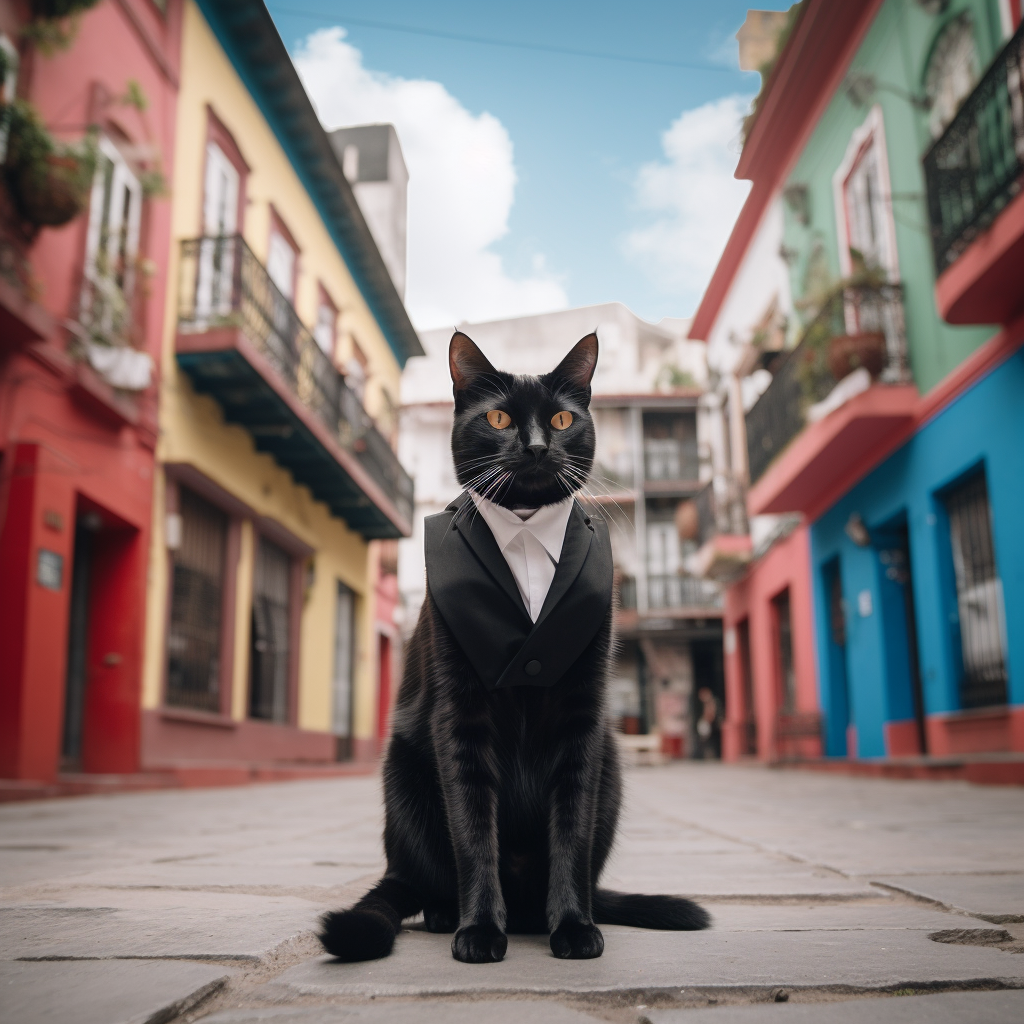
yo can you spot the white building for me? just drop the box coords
[399,303,723,756]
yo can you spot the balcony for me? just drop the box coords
[617,573,722,614]
[688,481,752,583]
[176,236,413,539]
[745,284,917,517]
[924,21,1024,325]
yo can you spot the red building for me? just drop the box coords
[0,0,182,782]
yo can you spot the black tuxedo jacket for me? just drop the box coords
[424,491,613,690]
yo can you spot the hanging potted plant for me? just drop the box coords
[824,250,889,379]
[2,100,96,227]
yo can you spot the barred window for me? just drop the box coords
[943,472,1008,709]
[167,489,227,712]
[250,536,292,722]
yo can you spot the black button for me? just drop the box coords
[584,516,591,525]
[524,660,541,676]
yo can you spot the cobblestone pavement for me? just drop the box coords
[2,763,1023,1023]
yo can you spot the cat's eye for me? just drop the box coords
[486,410,512,429]
[550,411,573,430]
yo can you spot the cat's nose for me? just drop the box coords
[528,442,548,461]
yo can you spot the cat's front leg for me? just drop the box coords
[433,706,507,963]
[547,718,605,959]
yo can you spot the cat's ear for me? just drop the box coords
[549,333,598,394]
[449,332,498,393]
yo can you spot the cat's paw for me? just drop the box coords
[550,921,604,959]
[424,905,459,933]
[452,922,507,963]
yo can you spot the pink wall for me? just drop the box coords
[722,524,821,762]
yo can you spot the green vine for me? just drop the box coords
[2,99,97,226]
[23,0,102,55]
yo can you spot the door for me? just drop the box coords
[62,519,95,770]
[377,634,392,741]
[250,536,292,722]
[196,141,240,317]
[332,581,355,759]
[822,559,852,756]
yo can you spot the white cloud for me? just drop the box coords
[294,28,567,330]
[624,95,753,309]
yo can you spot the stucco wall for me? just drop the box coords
[142,0,403,743]
[811,344,1024,757]
[780,0,1004,394]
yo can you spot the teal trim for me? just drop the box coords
[194,0,423,368]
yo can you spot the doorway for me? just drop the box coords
[377,633,392,741]
[877,518,927,754]
[822,559,851,756]
[62,516,97,770]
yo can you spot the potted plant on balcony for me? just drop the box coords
[25,0,102,54]
[796,252,890,397]
[2,100,96,228]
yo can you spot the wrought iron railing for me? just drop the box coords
[745,284,909,485]
[647,574,722,610]
[923,20,1024,272]
[177,236,413,524]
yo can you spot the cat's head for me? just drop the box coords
[448,332,598,509]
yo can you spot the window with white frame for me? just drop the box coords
[924,14,979,139]
[195,141,241,319]
[80,136,143,344]
[314,287,337,356]
[833,106,899,282]
[267,222,297,302]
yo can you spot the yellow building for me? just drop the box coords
[141,0,422,774]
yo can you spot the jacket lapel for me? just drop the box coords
[446,492,530,621]
[534,501,593,627]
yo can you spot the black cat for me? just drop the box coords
[319,332,710,964]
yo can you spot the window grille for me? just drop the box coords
[167,489,227,712]
[943,472,1008,709]
[250,536,292,722]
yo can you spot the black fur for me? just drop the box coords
[318,332,710,963]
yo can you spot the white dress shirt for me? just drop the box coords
[469,491,574,622]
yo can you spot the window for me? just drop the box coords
[166,489,228,713]
[345,335,369,400]
[314,286,337,356]
[80,136,142,344]
[332,581,356,759]
[833,106,898,282]
[925,14,979,139]
[642,412,699,481]
[943,472,1008,709]
[267,211,298,302]
[0,35,19,163]
[196,141,241,319]
[250,535,293,722]
[773,588,796,714]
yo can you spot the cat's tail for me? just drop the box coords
[593,888,711,931]
[318,875,422,961]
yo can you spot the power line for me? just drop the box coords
[267,6,740,73]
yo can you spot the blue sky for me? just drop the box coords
[268,1,782,329]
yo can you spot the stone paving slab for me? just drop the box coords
[0,890,320,961]
[203,1000,605,1023]
[642,989,1024,1023]
[0,959,231,1024]
[267,925,1024,999]
[699,902,970,932]
[873,875,1024,922]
